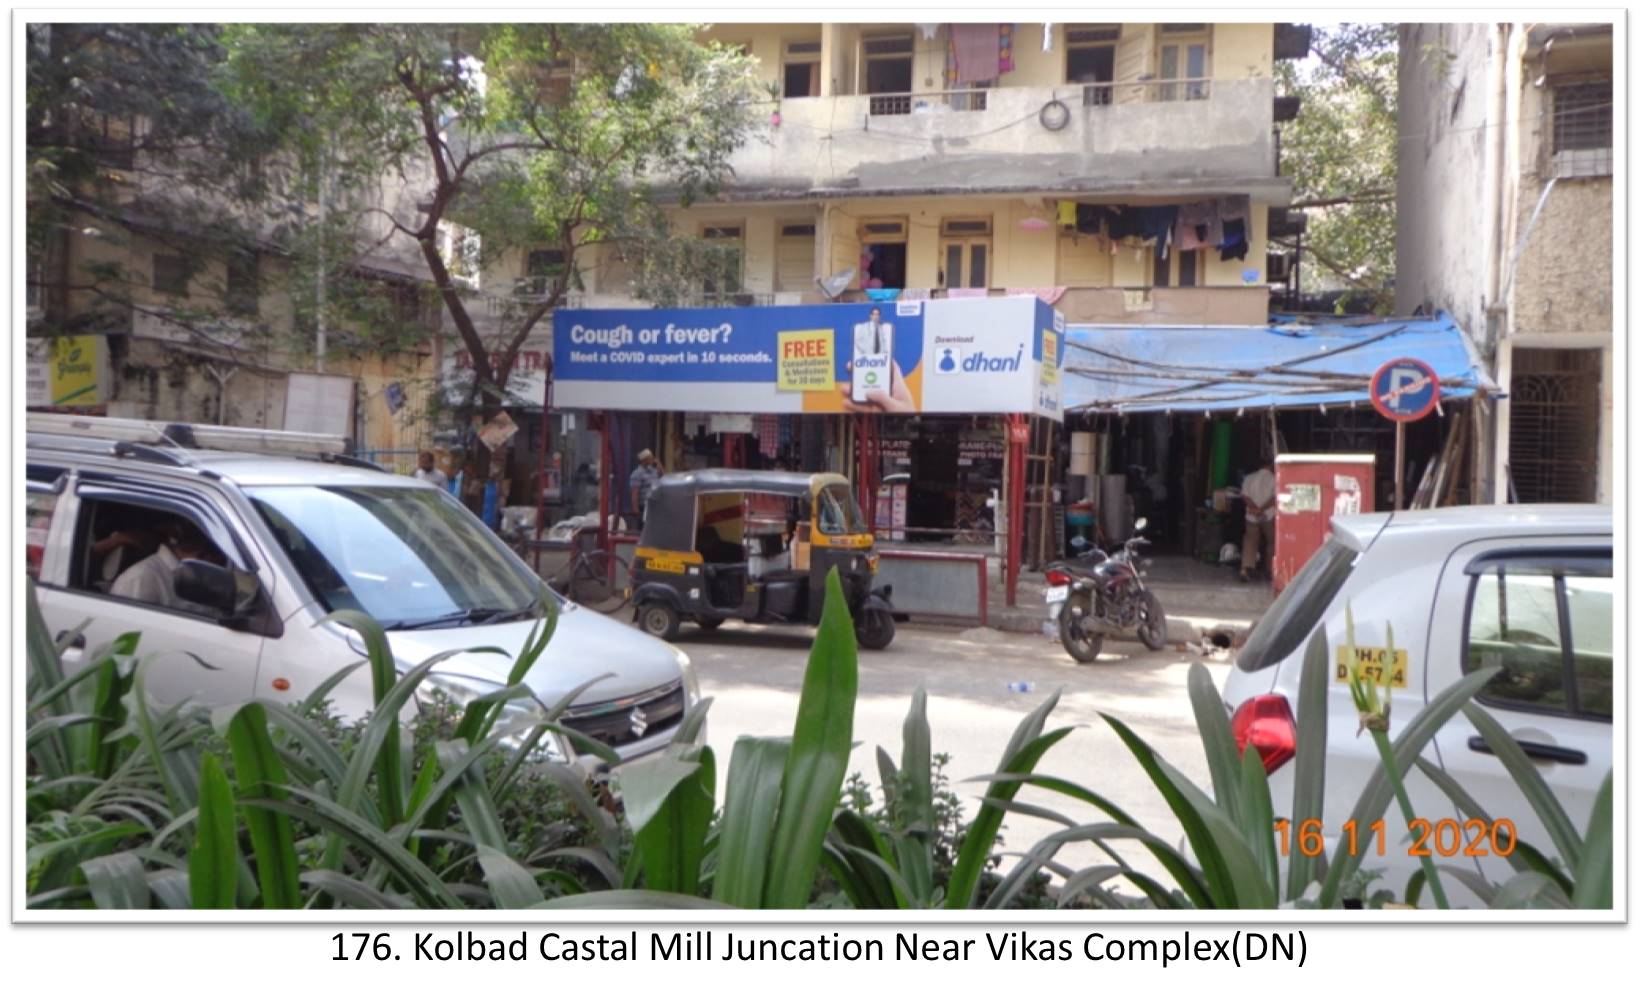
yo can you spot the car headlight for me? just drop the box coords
[417,672,568,763]
[675,650,700,707]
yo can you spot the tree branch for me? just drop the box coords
[1288,191,1394,210]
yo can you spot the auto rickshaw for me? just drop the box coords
[629,469,896,649]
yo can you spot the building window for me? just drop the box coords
[1507,347,1601,503]
[775,221,817,293]
[939,217,992,290]
[519,248,566,297]
[701,224,744,296]
[388,282,441,333]
[1066,25,1119,103]
[1551,80,1612,177]
[152,253,191,297]
[226,250,259,317]
[859,218,908,290]
[1157,26,1210,102]
[1552,81,1612,151]
[783,40,822,97]
[1464,555,1612,720]
[864,33,914,114]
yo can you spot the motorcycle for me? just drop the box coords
[1043,517,1169,664]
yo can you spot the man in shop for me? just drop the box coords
[1239,458,1277,583]
[412,450,449,489]
[629,448,664,530]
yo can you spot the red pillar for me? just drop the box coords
[1006,413,1028,607]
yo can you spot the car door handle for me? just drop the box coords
[55,630,86,650]
[1467,736,1586,766]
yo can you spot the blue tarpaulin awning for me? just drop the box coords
[1061,312,1497,414]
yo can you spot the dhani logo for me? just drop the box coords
[963,345,1024,374]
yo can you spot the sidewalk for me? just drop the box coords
[984,555,1274,647]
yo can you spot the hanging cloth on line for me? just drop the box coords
[1176,201,1217,251]
[950,24,1002,83]
[1139,206,1180,259]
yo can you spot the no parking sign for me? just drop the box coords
[1369,358,1440,422]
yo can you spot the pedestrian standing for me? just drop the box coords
[1239,459,1277,583]
[629,448,664,531]
[412,450,449,489]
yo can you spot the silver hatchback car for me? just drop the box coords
[26,414,701,773]
[1221,504,1612,902]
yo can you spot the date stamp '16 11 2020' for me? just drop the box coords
[1273,818,1519,859]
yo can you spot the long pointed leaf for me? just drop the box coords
[895,686,936,902]
[81,852,150,910]
[1572,771,1613,909]
[1462,703,1584,869]
[1188,662,1242,825]
[531,890,736,909]
[633,746,716,895]
[476,844,546,909]
[711,736,791,907]
[763,568,858,909]
[189,753,240,909]
[220,703,302,908]
[946,723,1072,909]
[1287,629,1331,900]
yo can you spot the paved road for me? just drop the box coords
[668,619,1234,904]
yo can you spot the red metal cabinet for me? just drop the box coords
[1272,454,1376,592]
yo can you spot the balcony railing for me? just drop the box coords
[868,89,990,117]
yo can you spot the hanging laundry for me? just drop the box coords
[999,24,1015,73]
[1176,201,1217,251]
[756,414,780,458]
[1057,199,1078,228]
[1103,205,1143,241]
[1139,206,1180,259]
[1218,218,1250,261]
[1218,194,1251,222]
[1074,202,1104,235]
[950,24,1002,83]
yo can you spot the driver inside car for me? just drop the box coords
[110,516,226,615]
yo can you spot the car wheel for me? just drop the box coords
[1138,590,1168,651]
[1059,593,1104,664]
[638,601,680,641]
[855,607,896,650]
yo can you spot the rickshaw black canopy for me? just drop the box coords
[637,469,849,552]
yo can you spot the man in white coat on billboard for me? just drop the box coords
[843,307,913,413]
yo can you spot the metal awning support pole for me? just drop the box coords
[533,365,553,576]
[1006,413,1027,607]
[598,411,612,555]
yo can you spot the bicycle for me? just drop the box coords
[547,546,633,612]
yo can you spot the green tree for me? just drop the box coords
[1275,23,1397,311]
[224,24,759,422]
[24,24,288,340]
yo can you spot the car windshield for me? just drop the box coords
[816,483,867,535]
[249,484,546,628]
[1235,538,1360,672]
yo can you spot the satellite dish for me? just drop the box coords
[816,268,856,301]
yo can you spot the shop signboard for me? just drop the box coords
[553,297,1065,420]
[27,335,110,408]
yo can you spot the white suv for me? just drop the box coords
[1221,505,1612,901]
[26,415,701,772]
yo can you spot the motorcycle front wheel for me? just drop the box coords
[1059,593,1105,664]
[1137,589,1168,651]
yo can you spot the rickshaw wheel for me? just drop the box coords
[638,601,681,641]
[855,608,896,650]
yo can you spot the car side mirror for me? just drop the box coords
[174,560,242,616]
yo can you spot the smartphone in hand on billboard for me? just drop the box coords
[851,310,894,403]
